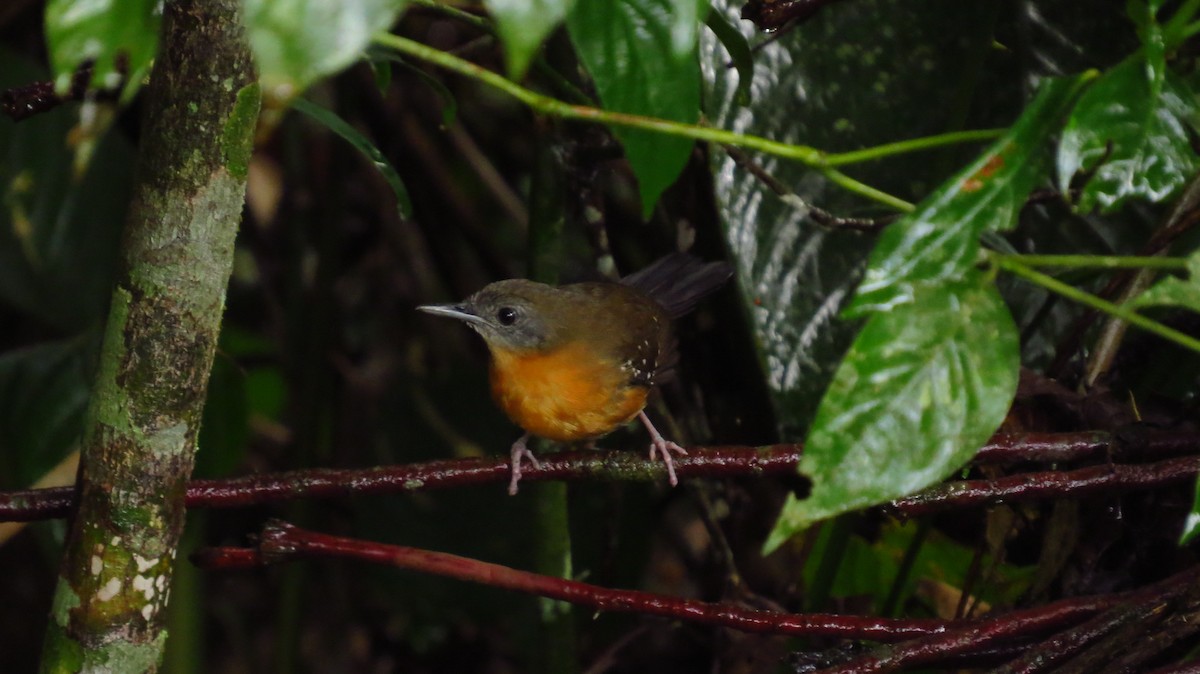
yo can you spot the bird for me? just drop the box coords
[419,253,733,495]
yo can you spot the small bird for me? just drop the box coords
[419,253,733,495]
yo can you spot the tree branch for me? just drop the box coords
[38,0,259,669]
[820,565,1200,673]
[191,520,1122,645]
[889,455,1200,517]
[5,431,1198,524]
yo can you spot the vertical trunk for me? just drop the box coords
[39,0,259,670]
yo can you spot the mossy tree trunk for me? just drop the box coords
[39,0,259,671]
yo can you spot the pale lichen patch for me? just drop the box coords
[90,555,103,576]
[132,574,155,601]
[96,577,122,602]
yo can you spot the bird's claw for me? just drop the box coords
[508,435,541,495]
[648,438,687,487]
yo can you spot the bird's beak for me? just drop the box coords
[418,303,488,328]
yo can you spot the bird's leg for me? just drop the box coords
[508,432,541,496]
[638,411,687,486]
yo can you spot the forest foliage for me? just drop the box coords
[2,0,1200,671]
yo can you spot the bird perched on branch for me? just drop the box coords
[419,253,733,494]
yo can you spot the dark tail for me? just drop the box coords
[621,253,734,318]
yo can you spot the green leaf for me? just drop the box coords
[1130,248,1200,313]
[849,75,1088,315]
[765,275,1020,552]
[368,49,459,126]
[0,52,135,332]
[703,5,752,105]
[292,97,413,219]
[567,0,702,218]
[1057,54,1200,213]
[803,521,1034,611]
[243,0,408,98]
[485,0,577,79]
[668,0,709,58]
[1184,477,1200,544]
[703,2,1021,437]
[44,0,160,97]
[0,339,92,487]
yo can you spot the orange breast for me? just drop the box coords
[489,342,648,442]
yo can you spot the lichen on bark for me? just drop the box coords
[39,0,260,671]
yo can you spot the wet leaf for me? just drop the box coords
[44,0,159,97]
[703,0,1013,436]
[849,76,1088,316]
[243,0,408,99]
[1130,247,1200,313]
[703,6,752,105]
[485,0,576,79]
[567,0,703,218]
[1057,55,1200,213]
[765,275,1019,550]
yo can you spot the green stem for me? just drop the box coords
[881,520,931,618]
[371,33,921,211]
[997,254,1189,271]
[823,128,1004,167]
[825,168,915,212]
[806,514,856,612]
[1180,19,1200,40]
[409,0,489,29]
[373,34,822,163]
[997,258,1200,354]
[1164,0,1200,46]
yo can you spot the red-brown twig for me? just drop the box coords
[2,431,1198,523]
[821,565,1200,674]
[889,455,1200,518]
[195,520,946,641]
[193,520,1122,647]
[0,445,801,522]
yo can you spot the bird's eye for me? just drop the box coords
[497,307,518,325]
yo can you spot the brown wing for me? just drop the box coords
[564,282,672,389]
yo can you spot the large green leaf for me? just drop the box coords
[485,0,577,79]
[849,76,1088,315]
[567,0,703,218]
[1057,54,1200,213]
[702,0,1050,437]
[44,0,159,96]
[765,275,1019,551]
[243,0,408,98]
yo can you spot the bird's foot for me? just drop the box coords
[508,433,541,495]
[639,411,687,487]
[648,437,687,487]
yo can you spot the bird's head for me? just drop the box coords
[418,279,565,353]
